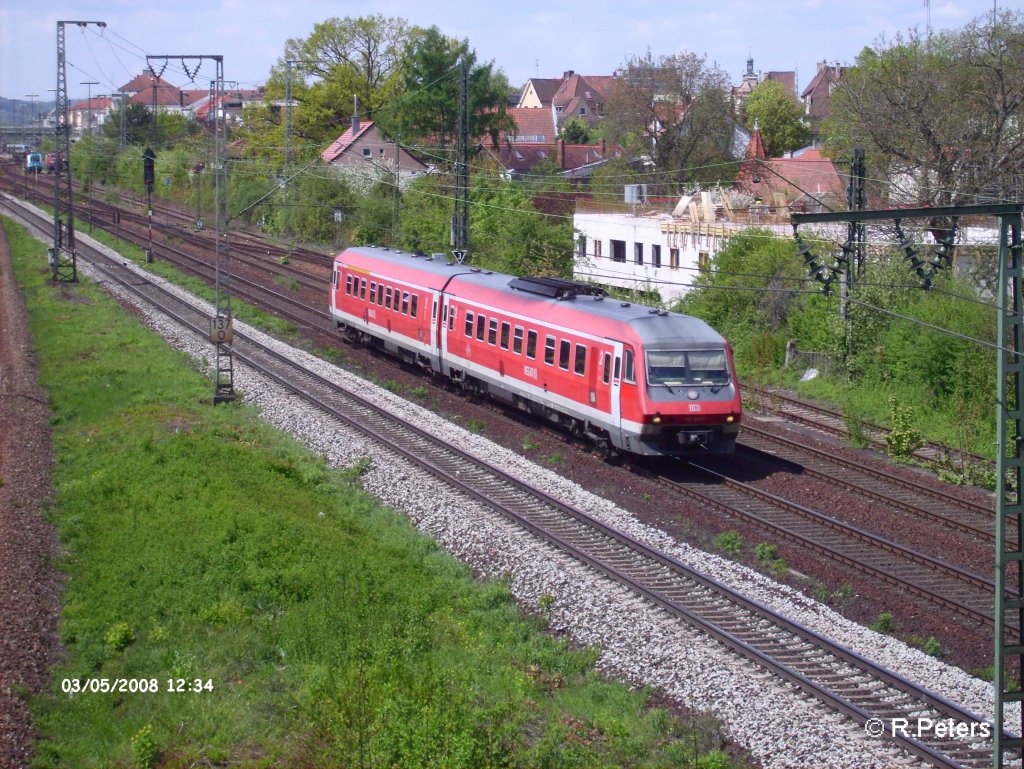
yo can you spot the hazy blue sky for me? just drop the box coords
[1,0,1015,102]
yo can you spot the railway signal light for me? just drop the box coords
[143,146,155,189]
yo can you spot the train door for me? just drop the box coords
[438,294,454,375]
[607,340,624,440]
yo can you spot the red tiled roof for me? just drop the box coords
[321,120,376,163]
[505,107,556,141]
[737,144,844,202]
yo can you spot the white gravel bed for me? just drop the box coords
[10,200,1005,767]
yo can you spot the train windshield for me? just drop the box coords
[646,349,730,386]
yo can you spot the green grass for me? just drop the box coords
[6,217,747,768]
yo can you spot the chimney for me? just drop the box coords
[599,138,606,156]
[563,70,574,79]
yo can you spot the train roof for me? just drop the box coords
[336,246,726,348]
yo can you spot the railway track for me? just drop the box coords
[1,190,1008,769]
[743,382,994,478]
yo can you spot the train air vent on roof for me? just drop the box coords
[509,276,608,300]
[621,302,631,307]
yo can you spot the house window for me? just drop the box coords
[670,248,680,270]
[611,239,626,263]
[652,245,662,268]
[362,148,371,158]
[579,106,586,115]
[574,344,586,375]
[634,243,644,265]
[593,239,602,259]
[699,252,711,273]
[577,235,586,258]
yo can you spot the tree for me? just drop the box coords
[822,9,1024,207]
[741,80,810,157]
[603,50,737,192]
[375,26,513,158]
[558,116,594,144]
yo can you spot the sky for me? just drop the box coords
[0,0,1017,104]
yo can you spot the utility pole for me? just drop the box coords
[451,55,470,263]
[81,81,98,233]
[147,54,233,403]
[50,20,106,283]
[24,94,37,146]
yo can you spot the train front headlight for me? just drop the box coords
[725,415,735,424]
[652,414,662,425]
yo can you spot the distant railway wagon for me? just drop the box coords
[25,152,43,173]
[330,246,742,456]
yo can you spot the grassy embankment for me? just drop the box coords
[5,217,743,768]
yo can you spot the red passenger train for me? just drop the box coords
[330,246,742,456]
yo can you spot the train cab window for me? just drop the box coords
[476,315,486,341]
[544,336,556,366]
[332,269,339,289]
[526,330,538,359]
[369,282,377,304]
[487,319,498,345]
[513,326,524,355]
[558,339,571,370]
[602,353,611,384]
[623,349,636,384]
[345,275,353,295]
[574,344,586,375]
[465,311,474,336]
[500,322,511,349]
[360,279,367,300]
[401,292,410,315]
[410,295,419,318]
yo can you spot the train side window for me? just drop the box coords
[401,292,410,315]
[602,352,611,384]
[411,294,419,318]
[574,344,586,375]
[526,330,537,359]
[513,326,524,354]
[558,339,571,370]
[487,318,498,345]
[448,306,456,331]
[465,311,474,337]
[379,285,386,306]
[345,275,353,295]
[476,314,486,341]
[544,335,556,366]
[500,322,511,349]
[360,279,367,300]
[624,349,636,384]
[614,356,621,380]
[369,282,377,304]
[332,270,339,289]
[384,286,392,309]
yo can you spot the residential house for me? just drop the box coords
[119,69,189,116]
[735,125,846,212]
[321,118,429,186]
[516,70,617,129]
[801,61,848,130]
[479,138,620,183]
[69,95,113,133]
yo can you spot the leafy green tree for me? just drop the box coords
[375,26,513,157]
[558,117,594,144]
[823,8,1024,207]
[741,80,810,157]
